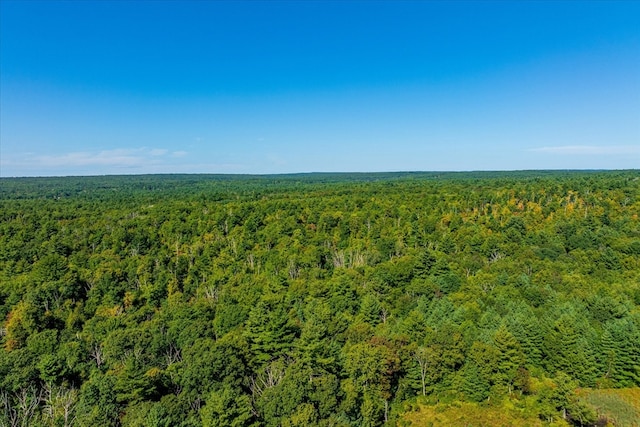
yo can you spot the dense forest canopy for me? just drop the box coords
[1,171,639,426]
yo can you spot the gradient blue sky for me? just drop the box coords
[1,1,639,177]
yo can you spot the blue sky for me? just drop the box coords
[1,1,638,177]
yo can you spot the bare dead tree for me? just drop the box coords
[412,347,430,396]
[164,342,182,367]
[287,259,300,279]
[90,343,104,368]
[203,285,219,302]
[249,361,285,398]
[1,385,42,427]
[1,389,19,427]
[43,383,78,427]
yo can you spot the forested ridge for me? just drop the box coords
[1,171,639,426]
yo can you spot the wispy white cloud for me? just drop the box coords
[528,145,640,155]
[3,147,173,170]
[0,147,244,176]
[149,148,169,156]
[31,148,164,168]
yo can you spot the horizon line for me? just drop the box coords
[1,168,637,180]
